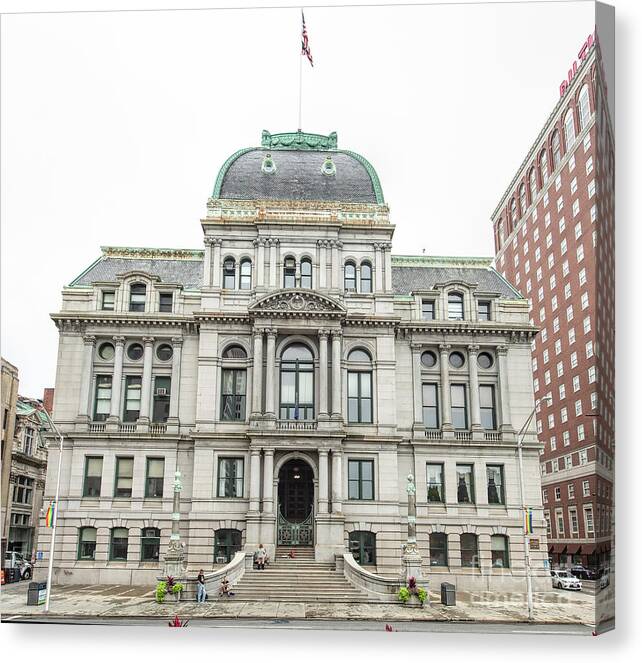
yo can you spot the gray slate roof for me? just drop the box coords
[391,265,521,299]
[218,149,379,203]
[71,257,203,289]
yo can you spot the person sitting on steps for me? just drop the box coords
[256,543,268,570]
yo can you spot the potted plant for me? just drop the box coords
[155,580,168,604]
[172,581,184,602]
[397,576,428,608]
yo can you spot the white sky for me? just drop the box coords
[1,0,595,397]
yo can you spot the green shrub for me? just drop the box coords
[397,586,410,603]
[417,587,428,604]
[172,582,184,595]
[156,581,168,603]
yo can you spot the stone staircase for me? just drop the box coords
[231,546,366,603]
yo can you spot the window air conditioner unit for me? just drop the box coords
[155,388,168,397]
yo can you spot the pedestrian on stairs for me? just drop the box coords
[196,569,207,603]
[256,544,268,570]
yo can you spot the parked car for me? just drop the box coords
[569,565,595,580]
[599,570,610,589]
[3,551,33,580]
[551,569,582,590]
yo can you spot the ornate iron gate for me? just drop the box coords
[277,509,314,546]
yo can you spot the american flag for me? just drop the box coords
[301,11,313,67]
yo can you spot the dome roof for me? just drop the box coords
[212,130,384,204]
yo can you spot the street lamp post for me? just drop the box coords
[516,396,552,621]
[35,401,64,613]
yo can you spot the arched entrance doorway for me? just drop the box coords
[277,459,314,546]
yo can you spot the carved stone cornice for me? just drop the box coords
[249,289,346,319]
[83,335,97,346]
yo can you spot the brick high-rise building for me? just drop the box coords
[491,36,613,572]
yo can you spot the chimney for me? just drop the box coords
[42,388,55,415]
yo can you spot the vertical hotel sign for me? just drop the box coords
[559,32,595,98]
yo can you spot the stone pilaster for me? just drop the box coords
[251,330,264,417]
[439,343,453,432]
[107,336,125,425]
[77,335,96,421]
[497,345,513,432]
[138,336,155,427]
[318,329,330,420]
[318,450,329,514]
[468,344,482,433]
[330,330,342,420]
[264,329,277,419]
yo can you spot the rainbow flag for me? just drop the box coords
[524,508,533,534]
[45,501,55,528]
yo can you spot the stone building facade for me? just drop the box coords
[491,39,614,571]
[39,129,549,592]
[1,357,20,556]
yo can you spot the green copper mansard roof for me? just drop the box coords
[212,130,385,204]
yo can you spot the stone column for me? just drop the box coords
[318,329,329,420]
[373,243,381,293]
[269,239,278,287]
[212,239,222,288]
[439,344,453,430]
[497,345,513,432]
[108,336,126,421]
[331,330,342,419]
[468,344,482,432]
[203,238,213,287]
[249,449,261,512]
[411,343,423,430]
[319,240,327,288]
[251,330,264,416]
[383,242,392,292]
[330,240,339,289]
[138,336,155,423]
[257,239,266,287]
[262,449,274,514]
[264,329,277,418]
[168,337,183,422]
[331,450,343,513]
[77,335,96,420]
[335,241,343,290]
[319,450,329,514]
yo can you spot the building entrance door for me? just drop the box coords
[277,459,314,546]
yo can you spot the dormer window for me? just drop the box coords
[478,300,491,321]
[101,291,115,311]
[283,257,296,288]
[344,262,356,291]
[421,299,435,320]
[159,292,173,312]
[447,292,464,320]
[129,283,146,312]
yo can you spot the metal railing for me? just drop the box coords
[276,420,318,431]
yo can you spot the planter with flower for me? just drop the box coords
[397,576,428,608]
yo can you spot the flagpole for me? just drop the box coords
[298,12,303,131]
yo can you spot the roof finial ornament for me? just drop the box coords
[261,153,277,174]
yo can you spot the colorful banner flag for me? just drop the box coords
[301,11,313,67]
[525,508,533,534]
[45,501,55,528]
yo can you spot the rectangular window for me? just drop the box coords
[123,376,142,422]
[486,465,504,505]
[217,457,244,498]
[588,180,596,198]
[145,457,164,498]
[422,384,439,429]
[559,384,566,400]
[12,476,34,504]
[570,177,577,194]
[23,427,35,455]
[584,506,594,535]
[568,483,575,499]
[426,463,444,503]
[83,456,103,497]
[347,372,373,424]
[555,486,561,500]
[114,457,134,498]
[477,300,491,321]
[110,528,129,561]
[491,535,510,568]
[101,291,115,311]
[221,369,247,421]
[421,299,435,320]
[569,508,579,534]
[152,376,171,422]
[456,464,475,504]
[348,459,375,500]
[479,385,497,430]
[583,480,590,497]
[583,316,591,334]
[450,384,468,430]
[94,375,112,422]
[159,292,173,313]
[568,327,576,344]
[556,511,565,535]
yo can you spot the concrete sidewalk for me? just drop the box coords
[0,580,597,625]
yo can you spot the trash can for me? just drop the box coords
[441,582,456,606]
[27,581,47,606]
[4,567,20,584]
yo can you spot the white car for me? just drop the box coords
[599,571,610,589]
[551,569,582,591]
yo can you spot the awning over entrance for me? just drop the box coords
[566,544,581,555]
[582,543,597,556]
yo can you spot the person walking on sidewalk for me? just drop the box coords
[256,544,268,570]
[196,569,207,603]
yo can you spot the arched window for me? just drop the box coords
[510,199,517,229]
[239,259,252,290]
[129,283,146,312]
[529,168,537,204]
[223,258,236,289]
[447,292,464,320]
[551,130,561,168]
[347,349,372,424]
[300,258,312,288]
[77,527,97,560]
[539,150,549,184]
[429,532,448,566]
[141,527,161,562]
[460,533,479,567]
[349,531,376,565]
[110,527,128,561]
[280,343,314,420]
[578,85,590,129]
[221,346,247,421]
[214,528,242,564]
[360,261,372,293]
[283,256,296,288]
[519,184,527,215]
[498,218,505,245]
[564,108,576,149]
[491,534,510,568]
[344,262,356,291]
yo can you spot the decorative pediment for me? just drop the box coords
[249,290,346,318]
